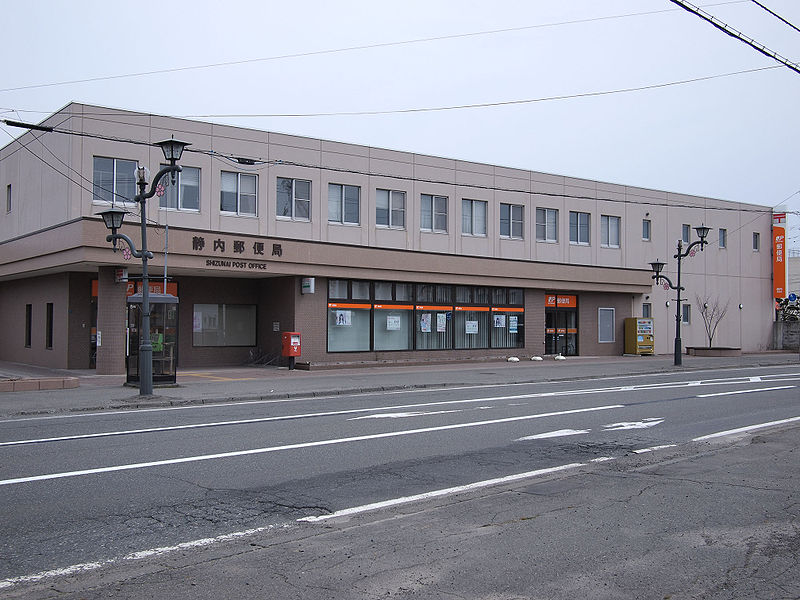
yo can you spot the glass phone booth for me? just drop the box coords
[126,292,179,385]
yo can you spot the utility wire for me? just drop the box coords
[749,0,800,34]
[0,1,748,95]
[667,0,800,75]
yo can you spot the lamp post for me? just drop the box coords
[99,138,190,396]
[649,224,711,366]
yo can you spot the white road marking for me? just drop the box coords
[1,370,797,425]
[692,416,800,441]
[0,524,287,591]
[603,418,664,431]
[298,462,585,523]
[590,457,616,463]
[0,404,623,487]
[696,385,795,398]
[516,429,590,441]
[349,410,463,420]
[632,444,677,454]
[749,377,762,382]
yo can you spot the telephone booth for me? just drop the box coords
[126,292,179,385]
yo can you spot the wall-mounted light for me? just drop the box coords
[665,301,670,308]
[739,303,744,310]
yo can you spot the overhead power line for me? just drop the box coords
[667,0,800,76]
[0,1,748,94]
[749,0,800,34]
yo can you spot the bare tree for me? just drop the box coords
[696,294,730,348]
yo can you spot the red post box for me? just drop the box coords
[281,332,301,357]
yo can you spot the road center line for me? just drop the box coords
[0,404,623,487]
[696,385,795,398]
[692,416,800,441]
[298,462,585,522]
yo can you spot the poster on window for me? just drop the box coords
[420,313,431,333]
[465,320,479,334]
[193,312,202,333]
[436,313,447,332]
[386,315,401,331]
[335,310,352,326]
[509,315,518,334]
[493,314,506,328]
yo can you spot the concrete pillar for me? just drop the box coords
[96,266,127,375]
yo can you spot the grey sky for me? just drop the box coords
[2,0,799,245]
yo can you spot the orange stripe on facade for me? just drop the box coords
[328,303,372,309]
[374,304,413,310]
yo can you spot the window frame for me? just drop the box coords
[421,194,448,233]
[642,218,651,241]
[92,156,138,205]
[753,232,760,251]
[276,177,311,221]
[461,199,487,236]
[682,224,691,244]
[718,228,727,249]
[376,188,406,229]
[6,184,11,213]
[535,207,558,243]
[328,183,360,225]
[569,211,591,245]
[25,303,32,348]
[600,215,621,248]
[642,302,652,319]
[598,307,615,343]
[220,171,258,217]
[159,164,200,211]
[45,302,54,350]
[682,303,691,324]
[500,203,524,239]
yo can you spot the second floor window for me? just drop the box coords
[500,203,524,239]
[377,189,405,228]
[277,177,311,221]
[536,208,558,242]
[160,165,200,211]
[462,199,487,236]
[682,224,691,244]
[6,184,11,213]
[719,228,727,249]
[93,157,137,204]
[328,184,360,225]
[601,215,621,248]
[642,219,651,241]
[421,194,448,233]
[221,172,257,216]
[753,232,760,251]
[569,211,590,245]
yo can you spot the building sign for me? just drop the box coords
[127,282,178,296]
[773,213,787,298]
[545,294,577,308]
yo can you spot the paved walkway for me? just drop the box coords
[1,351,798,418]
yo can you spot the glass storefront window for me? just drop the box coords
[327,306,371,351]
[374,306,413,350]
[192,304,256,346]
[491,309,524,348]
[454,309,489,349]
[415,309,452,349]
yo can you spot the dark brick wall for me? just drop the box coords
[578,292,633,356]
[67,273,93,369]
[96,267,127,374]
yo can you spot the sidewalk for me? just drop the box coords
[1,352,798,418]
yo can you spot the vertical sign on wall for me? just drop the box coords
[773,212,787,299]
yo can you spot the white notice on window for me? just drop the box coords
[193,312,202,333]
[386,315,401,331]
[436,313,447,333]
[509,315,518,334]
[420,313,432,333]
[465,320,478,334]
[493,314,506,328]
[335,310,352,326]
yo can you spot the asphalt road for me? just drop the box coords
[2,364,799,598]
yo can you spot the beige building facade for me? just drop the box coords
[0,103,777,374]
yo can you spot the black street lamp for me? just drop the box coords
[99,138,190,396]
[649,224,711,366]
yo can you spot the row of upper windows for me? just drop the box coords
[90,157,762,250]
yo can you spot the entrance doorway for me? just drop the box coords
[545,294,578,356]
